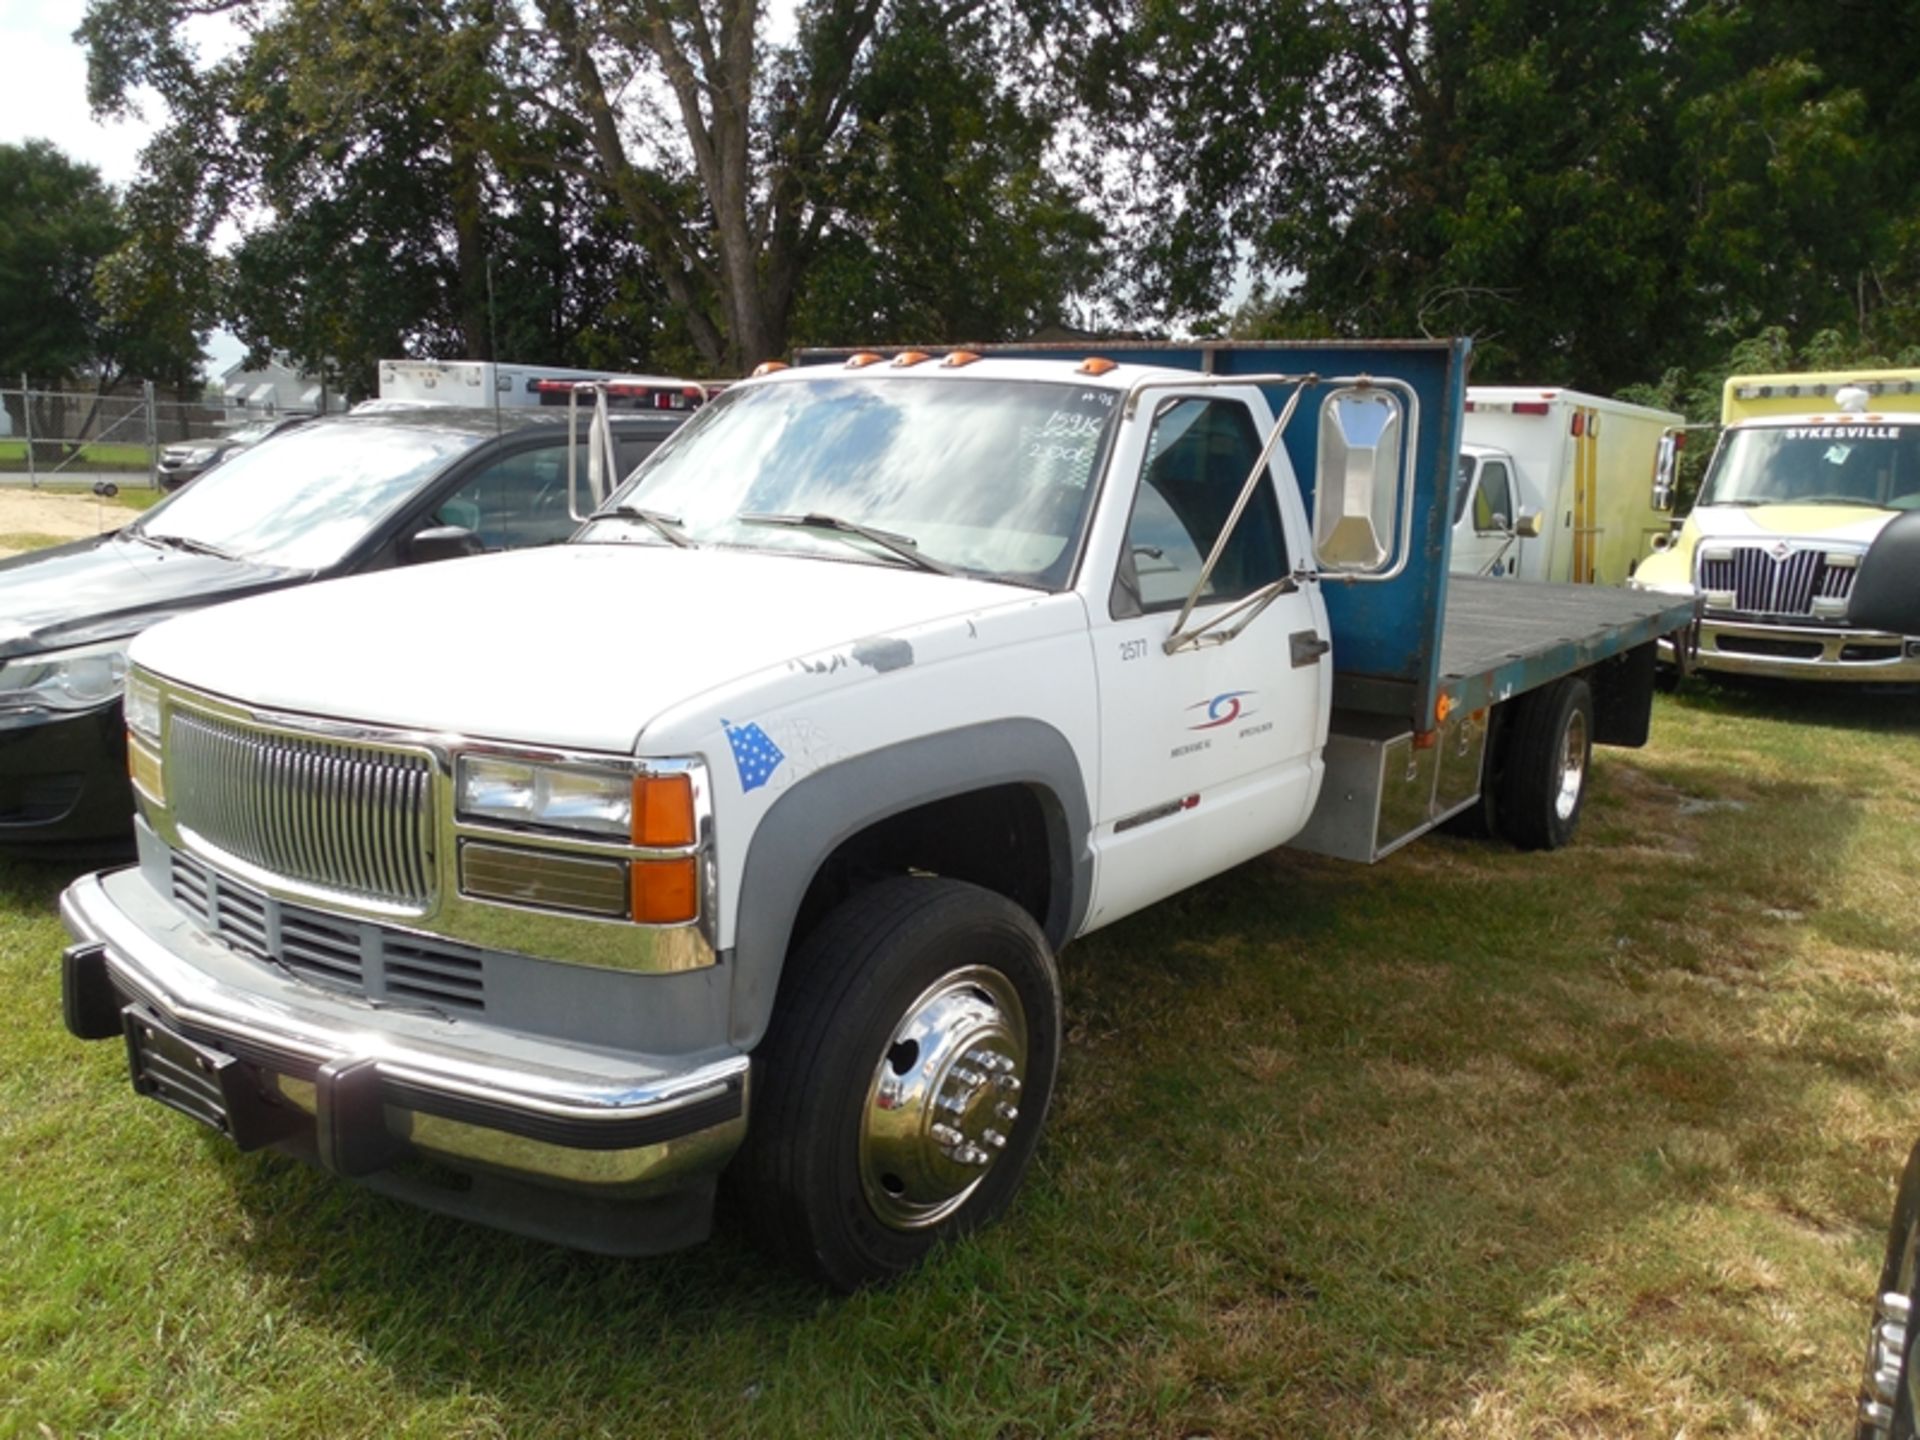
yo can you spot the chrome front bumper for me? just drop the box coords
[1659,617,1920,682]
[60,866,749,1253]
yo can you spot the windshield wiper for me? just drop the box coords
[594,504,695,548]
[142,532,241,562]
[739,512,958,577]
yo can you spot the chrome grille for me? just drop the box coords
[1697,545,1856,617]
[168,708,435,907]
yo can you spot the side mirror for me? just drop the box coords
[1514,508,1543,539]
[405,525,485,565]
[1850,509,1920,635]
[1314,387,1407,576]
[1652,428,1682,512]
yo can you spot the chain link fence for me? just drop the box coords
[0,383,325,488]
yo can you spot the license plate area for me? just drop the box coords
[121,1007,302,1151]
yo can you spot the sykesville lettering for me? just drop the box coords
[1784,426,1900,440]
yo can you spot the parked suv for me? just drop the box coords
[0,406,684,854]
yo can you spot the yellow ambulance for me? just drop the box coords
[1631,369,1920,680]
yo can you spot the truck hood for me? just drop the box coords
[1689,503,1894,546]
[131,543,1033,753]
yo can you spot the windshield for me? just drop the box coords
[1699,424,1920,510]
[134,422,485,569]
[580,376,1119,588]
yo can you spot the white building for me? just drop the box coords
[220,354,348,416]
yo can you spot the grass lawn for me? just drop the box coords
[0,438,152,472]
[3,680,1915,1437]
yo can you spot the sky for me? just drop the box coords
[0,0,246,373]
[0,1,152,187]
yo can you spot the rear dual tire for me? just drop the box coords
[1494,676,1593,851]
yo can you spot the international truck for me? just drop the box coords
[1450,388,1684,584]
[1631,367,1920,680]
[57,340,1699,1290]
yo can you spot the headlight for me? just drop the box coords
[0,639,132,717]
[185,446,219,462]
[124,671,161,742]
[458,756,634,838]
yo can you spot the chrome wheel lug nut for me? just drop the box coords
[951,1066,986,1088]
[996,1075,1021,1094]
[930,1122,963,1148]
[983,1129,1007,1150]
[996,1101,1019,1122]
[937,1093,967,1114]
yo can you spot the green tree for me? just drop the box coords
[0,140,125,384]
[83,0,1107,376]
[1075,0,1920,392]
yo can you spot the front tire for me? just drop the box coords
[1495,676,1593,851]
[735,877,1061,1291]
[1860,1139,1920,1439]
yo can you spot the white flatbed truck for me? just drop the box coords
[59,340,1699,1288]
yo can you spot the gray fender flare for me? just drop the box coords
[726,718,1092,1050]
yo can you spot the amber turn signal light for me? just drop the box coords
[631,773,696,848]
[631,857,699,924]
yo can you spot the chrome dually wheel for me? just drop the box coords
[860,966,1029,1230]
[736,877,1061,1291]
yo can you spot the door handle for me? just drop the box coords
[1290,630,1331,667]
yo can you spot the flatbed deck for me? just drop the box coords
[1435,577,1698,715]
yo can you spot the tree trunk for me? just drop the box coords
[451,138,493,360]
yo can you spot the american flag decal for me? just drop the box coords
[723,720,785,792]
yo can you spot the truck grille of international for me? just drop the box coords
[1696,545,1856,618]
[168,708,436,907]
